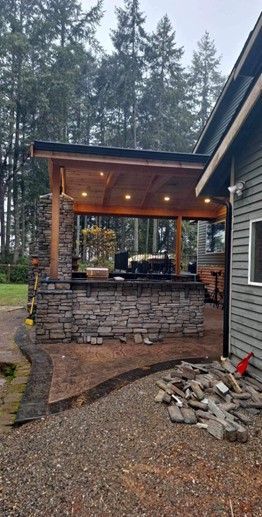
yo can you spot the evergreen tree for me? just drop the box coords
[189,31,225,135]
[139,15,191,151]
[110,0,148,147]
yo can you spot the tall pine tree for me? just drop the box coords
[189,31,225,135]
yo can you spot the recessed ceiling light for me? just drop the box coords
[204,198,211,203]
[164,196,170,202]
[100,172,104,176]
[82,192,88,197]
[125,194,131,200]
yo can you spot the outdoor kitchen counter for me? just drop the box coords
[36,279,204,343]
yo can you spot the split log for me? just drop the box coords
[231,392,251,399]
[156,380,173,395]
[220,357,236,374]
[226,373,242,394]
[177,366,196,380]
[190,380,205,400]
[154,390,166,403]
[168,384,185,398]
[168,405,184,423]
[208,400,227,420]
[188,400,208,411]
[245,385,261,402]
[207,420,224,440]
[181,408,197,424]
[232,410,252,425]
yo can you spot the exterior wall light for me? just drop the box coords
[228,181,245,197]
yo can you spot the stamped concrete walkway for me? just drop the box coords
[42,307,223,407]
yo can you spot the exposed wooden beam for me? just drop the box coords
[176,216,182,275]
[60,166,66,195]
[102,172,120,206]
[140,174,156,207]
[74,202,219,220]
[48,159,53,190]
[196,74,262,196]
[150,175,174,194]
[50,163,61,279]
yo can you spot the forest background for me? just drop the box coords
[0,0,225,270]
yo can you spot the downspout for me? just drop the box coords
[211,195,233,357]
[223,199,232,357]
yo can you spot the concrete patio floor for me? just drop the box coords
[42,306,223,405]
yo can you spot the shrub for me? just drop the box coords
[0,272,7,283]
[10,265,28,283]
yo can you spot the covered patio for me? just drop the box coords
[30,141,226,347]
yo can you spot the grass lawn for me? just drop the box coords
[0,284,27,306]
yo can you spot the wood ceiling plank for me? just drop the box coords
[102,172,120,206]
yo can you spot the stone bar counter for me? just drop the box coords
[36,279,204,344]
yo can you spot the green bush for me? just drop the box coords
[0,272,7,283]
[10,265,28,283]
[0,264,28,283]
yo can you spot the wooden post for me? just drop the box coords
[50,162,61,279]
[176,216,182,275]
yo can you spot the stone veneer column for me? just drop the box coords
[31,193,75,343]
[29,193,74,282]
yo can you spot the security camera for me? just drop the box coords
[228,181,245,197]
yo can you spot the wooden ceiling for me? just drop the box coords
[52,158,220,219]
[33,147,222,219]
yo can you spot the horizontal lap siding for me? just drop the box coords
[231,118,262,374]
[197,221,225,266]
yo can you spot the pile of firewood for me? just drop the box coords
[154,359,262,442]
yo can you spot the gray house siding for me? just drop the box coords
[197,221,225,266]
[231,118,262,374]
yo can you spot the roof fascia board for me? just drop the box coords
[194,13,262,153]
[233,15,262,79]
[32,149,206,170]
[196,74,262,197]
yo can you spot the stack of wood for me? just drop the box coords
[154,359,262,442]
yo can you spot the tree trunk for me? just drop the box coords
[75,215,81,256]
[134,218,139,254]
[5,180,12,258]
[152,219,158,254]
[0,171,5,260]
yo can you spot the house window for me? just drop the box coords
[249,219,262,285]
[206,221,225,253]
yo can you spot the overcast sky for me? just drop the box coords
[82,0,261,75]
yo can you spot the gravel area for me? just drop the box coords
[1,370,262,517]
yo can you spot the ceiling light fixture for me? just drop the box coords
[164,196,170,201]
[100,172,104,176]
[204,198,211,203]
[125,194,131,200]
[82,192,88,197]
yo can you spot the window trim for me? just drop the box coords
[205,219,225,255]
[248,218,262,286]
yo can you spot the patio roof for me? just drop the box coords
[31,140,222,220]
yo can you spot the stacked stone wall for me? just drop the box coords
[71,282,204,343]
[36,282,73,343]
[36,281,204,344]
